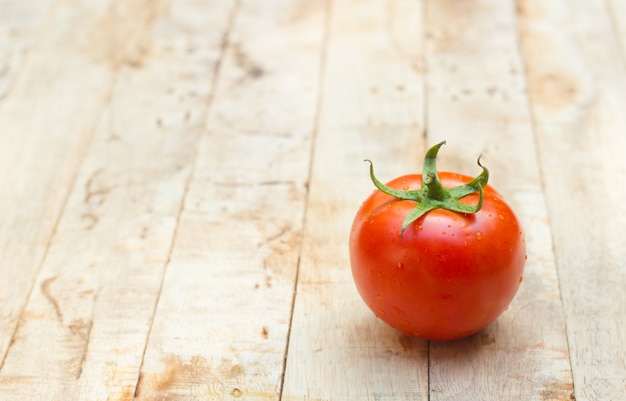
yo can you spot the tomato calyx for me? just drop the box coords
[365,141,489,235]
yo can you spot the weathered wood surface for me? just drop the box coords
[518,0,626,399]
[425,1,573,399]
[282,0,429,399]
[0,0,624,400]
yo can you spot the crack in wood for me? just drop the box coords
[40,276,63,323]
[84,168,115,205]
[40,277,98,379]
[71,318,94,379]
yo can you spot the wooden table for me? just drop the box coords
[1,0,625,400]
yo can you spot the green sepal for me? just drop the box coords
[366,141,488,237]
[401,202,437,233]
[447,156,489,199]
[366,160,423,202]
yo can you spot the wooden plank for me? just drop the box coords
[282,0,429,399]
[0,0,116,368]
[134,1,326,399]
[0,0,53,99]
[0,0,235,400]
[607,0,626,60]
[424,0,573,399]
[518,0,626,399]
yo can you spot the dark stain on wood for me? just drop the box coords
[479,332,496,346]
[541,381,574,401]
[134,354,246,400]
[232,42,266,80]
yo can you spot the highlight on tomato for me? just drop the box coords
[349,141,526,341]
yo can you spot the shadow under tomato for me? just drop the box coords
[345,306,430,361]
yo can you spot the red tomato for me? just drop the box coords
[349,143,525,341]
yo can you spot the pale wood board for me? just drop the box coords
[134,0,326,399]
[518,0,626,399]
[0,0,53,99]
[608,0,626,61]
[0,0,115,368]
[424,1,574,400]
[282,0,429,399]
[0,0,233,399]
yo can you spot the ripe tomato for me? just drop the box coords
[349,142,525,341]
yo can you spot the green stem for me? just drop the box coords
[365,141,489,236]
[421,141,447,200]
[424,172,447,200]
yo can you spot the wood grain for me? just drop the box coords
[0,0,234,400]
[134,0,326,399]
[518,0,626,399]
[282,0,429,399]
[608,0,626,58]
[425,0,573,400]
[0,0,115,370]
[0,0,53,99]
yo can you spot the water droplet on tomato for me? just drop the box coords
[498,214,505,221]
[417,225,423,231]
[376,294,383,301]
[379,309,386,316]
[402,186,409,190]
[475,231,483,240]
[397,262,404,270]
[401,319,409,326]
[392,306,402,315]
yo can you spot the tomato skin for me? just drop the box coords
[349,172,525,341]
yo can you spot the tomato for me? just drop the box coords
[349,142,525,341]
